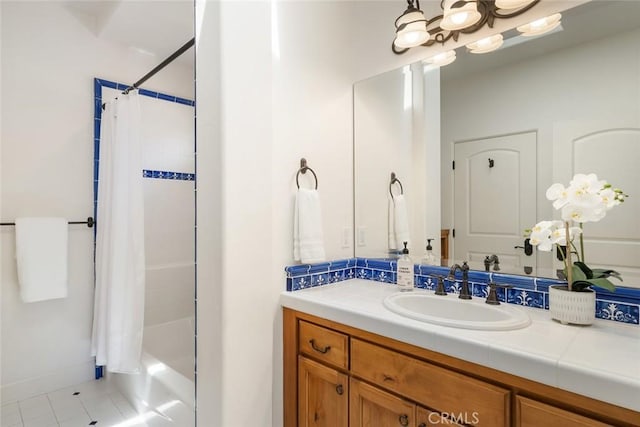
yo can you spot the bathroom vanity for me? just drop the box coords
[282,280,640,427]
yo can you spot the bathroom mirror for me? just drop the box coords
[354,0,640,286]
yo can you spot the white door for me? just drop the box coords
[554,120,640,287]
[454,132,537,274]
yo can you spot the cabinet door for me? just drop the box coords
[516,396,611,427]
[350,377,416,427]
[416,406,466,426]
[298,356,348,427]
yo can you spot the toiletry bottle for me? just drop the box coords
[397,242,414,292]
[422,239,437,266]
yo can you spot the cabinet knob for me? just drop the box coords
[309,339,331,354]
[399,414,409,426]
[336,384,344,395]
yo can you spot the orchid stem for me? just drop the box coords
[579,223,585,264]
[564,222,573,291]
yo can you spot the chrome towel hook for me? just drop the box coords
[389,172,404,199]
[296,158,318,190]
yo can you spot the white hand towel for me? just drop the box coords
[15,217,68,303]
[293,188,326,264]
[392,194,410,251]
[388,198,397,250]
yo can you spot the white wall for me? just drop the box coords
[441,26,640,271]
[0,2,193,403]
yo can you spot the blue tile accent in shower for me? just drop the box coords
[176,97,196,107]
[283,257,640,326]
[595,300,639,325]
[142,169,195,181]
[157,92,177,102]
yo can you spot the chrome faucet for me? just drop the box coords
[448,262,472,300]
[484,254,500,272]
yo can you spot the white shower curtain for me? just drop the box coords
[91,91,146,374]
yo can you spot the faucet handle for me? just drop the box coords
[434,275,447,296]
[485,282,513,305]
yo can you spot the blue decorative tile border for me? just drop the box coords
[93,78,196,209]
[143,170,195,181]
[284,257,640,326]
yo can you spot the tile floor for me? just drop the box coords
[1,379,190,427]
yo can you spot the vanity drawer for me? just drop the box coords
[298,321,349,370]
[515,396,611,427]
[351,339,510,427]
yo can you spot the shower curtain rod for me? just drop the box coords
[123,37,195,95]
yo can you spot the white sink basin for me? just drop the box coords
[383,292,531,331]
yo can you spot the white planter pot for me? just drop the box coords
[549,285,596,325]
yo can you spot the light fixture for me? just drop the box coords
[517,13,562,37]
[466,34,503,54]
[441,0,481,31]
[495,0,536,10]
[425,50,457,67]
[392,0,541,55]
[393,0,430,49]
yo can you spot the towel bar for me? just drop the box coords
[389,172,404,198]
[1,217,94,228]
[296,158,318,190]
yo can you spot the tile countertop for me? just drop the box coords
[280,279,640,412]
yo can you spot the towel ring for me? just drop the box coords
[389,172,404,199]
[296,158,318,190]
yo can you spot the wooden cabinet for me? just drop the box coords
[284,308,640,427]
[298,356,348,427]
[515,396,611,427]
[416,407,465,427]
[350,378,416,427]
[351,338,509,426]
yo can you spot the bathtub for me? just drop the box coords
[110,317,195,424]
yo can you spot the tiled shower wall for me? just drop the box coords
[94,79,195,328]
[285,258,640,326]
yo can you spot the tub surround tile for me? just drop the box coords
[285,257,640,326]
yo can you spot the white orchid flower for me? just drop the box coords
[569,173,606,194]
[599,187,621,210]
[561,203,606,223]
[549,225,582,246]
[546,183,569,209]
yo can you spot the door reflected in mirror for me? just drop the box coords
[353,1,640,287]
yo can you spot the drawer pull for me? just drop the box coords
[309,339,331,354]
[399,414,409,426]
[336,384,344,395]
[383,374,395,382]
[418,424,427,427]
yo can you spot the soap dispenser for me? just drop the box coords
[397,242,414,292]
[422,239,437,266]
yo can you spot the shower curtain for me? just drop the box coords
[91,91,146,374]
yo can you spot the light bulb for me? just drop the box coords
[466,34,504,54]
[517,13,562,37]
[440,0,481,31]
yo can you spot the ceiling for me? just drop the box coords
[63,0,194,67]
